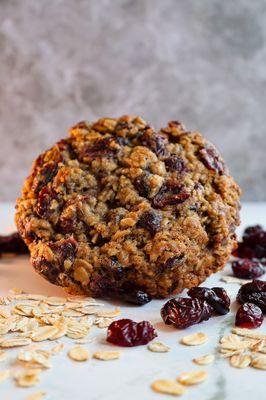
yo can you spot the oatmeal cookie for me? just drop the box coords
[15,116,241,300]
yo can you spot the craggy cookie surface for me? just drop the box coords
[16,116,241,300]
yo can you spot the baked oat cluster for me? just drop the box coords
[15,116,241,300]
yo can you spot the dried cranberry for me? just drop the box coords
[233,242,256,259]
[58,216,77,234]
[235,303,263,329]
[36,187,55,218]
[243,225,266,246]
[233,225,266,260]
[139,131,168,157]
[164,156,186,173]
[152,181,189,208]
[134,173,151,198]
[137,210,162,236]
[188,286,230,315]
[119,288,152,306]
[232,259,265,279]
[0,232,28,255]
[199,144,225,175]
[237,280,266,313]
[82,137,117,159]
[49,237,77,268]
[164,256,184,270]
[32,162,59,193]
[161,298,212,329]
[32,257,59,284]
[107,319,157,347]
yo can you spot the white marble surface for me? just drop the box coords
[0,202,266,400]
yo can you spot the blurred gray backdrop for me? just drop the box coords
[0,0,265,201]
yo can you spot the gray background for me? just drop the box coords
[0,0,265,202]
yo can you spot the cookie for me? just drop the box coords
[15,116,241,300]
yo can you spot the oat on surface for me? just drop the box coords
[181,332,208,346]
[51,343,65,354]
[177,370,207,385]
[93,351,121,361]
[220,276,251,285]
[193,354,215,365]
[1,337,32,348]
[232,328,266,341]
[96,308,121,318]
[15,369,41,388]
[151,379,185,395]
[68,345,90,362]
[31,326,59,342]
[148,342,170,353]
[230,354,251,369]
[94,317,113,328]
[251,355,266,370]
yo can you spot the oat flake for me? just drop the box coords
[230,354,251,369]
[178,370,207,385]
[96,308,121,318]
[93,351,121,361]
[148,342,170,353]
[31,326,59,342]
[1,337,32,348]
[15,369,40,387]
[193,354,215,365]
[251,355,266,370]
[151,379,185,396]
[68,346,90,362]
[181,332,208,346]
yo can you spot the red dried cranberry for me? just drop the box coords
[32,257,59,284]
[235,303,263,329]
[233,242,256,259]
[152,181,189,208]
[107,319,157,346]
[243,225,266,246]
[36,187,56,218]
[161,298,212,329]
[237,280,266,312]
[233,225,266,260]
[134,173,151,198]
[164,156,186,173]
[188,286,230,315]
[58,216,77,234]
[0,232,29,255]
[32,162,59,193]
[119,288,152,306]
[164,256,184,270]
[232,259,265,279]
[82,137,117,160]
[137,210,162,236]
[199,144,225,175]
[49,237,77,267]
[139,131,168,157]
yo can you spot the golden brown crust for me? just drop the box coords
[15,116,241,299]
